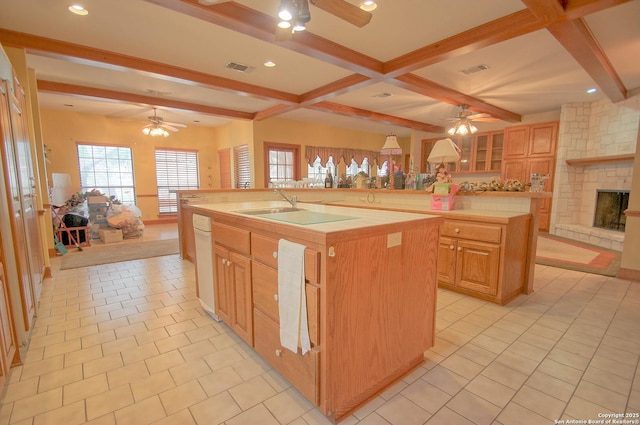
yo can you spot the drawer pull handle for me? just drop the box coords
[273,294,279,302]
[275,349,282,357]
[449,245,455,250]
[454,228,460,233]
[457,247,462,252]
[328,246,336,257]
[273,251,278,259]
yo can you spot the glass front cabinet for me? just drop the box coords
[422,131,504,174]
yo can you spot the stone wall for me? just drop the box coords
[550,95,640,251]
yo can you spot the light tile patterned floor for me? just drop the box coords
[1,224,639,424]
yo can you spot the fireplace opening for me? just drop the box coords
[594,190,629,232]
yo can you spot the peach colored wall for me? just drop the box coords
[252,117,409,188]
[41,109,218,221]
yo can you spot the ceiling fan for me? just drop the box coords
[276,0,373,41]
[446,104,498,136]
[142,108,187,137]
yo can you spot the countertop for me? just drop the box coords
[191,200,440,233]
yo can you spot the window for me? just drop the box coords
[264,142,300,186]
[155,149,199,214]
[234,145,251,188]
[77,143,135,203]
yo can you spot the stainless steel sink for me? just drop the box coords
[235,207,305,215]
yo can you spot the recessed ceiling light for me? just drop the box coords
[264,60,276,68]
[68,4,88,15]
[587,87,597,94]
[359,1,377,12]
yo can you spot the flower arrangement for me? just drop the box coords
[459,177,527,193]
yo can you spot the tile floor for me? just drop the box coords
[1,223,639,425]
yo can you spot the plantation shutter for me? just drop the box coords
[218,148,231,189]
[234,145,251,188]
[155,149,199,214]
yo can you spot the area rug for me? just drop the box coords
[60,238,179,270]
[535,233,621,277]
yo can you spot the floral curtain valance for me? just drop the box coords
[305,146,380,165]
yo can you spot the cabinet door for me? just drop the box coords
[213,244,232,324]
[503,126,529,158]
[180,207,195,262]
[474,135,489,171]
[456,240,500,296]
[529,122,558,157]
[501,159,527,181]
[229,251,253,345]
[489,133,504,172]
[437,236,457,287]
[528,157,556,231]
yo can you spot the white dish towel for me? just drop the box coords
[277,239,311,355]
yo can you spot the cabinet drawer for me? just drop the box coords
[251,233,320,283]
[212,222,250,255]
[253,309,319,405]
[441,221,502,244]
[252,261,319,346]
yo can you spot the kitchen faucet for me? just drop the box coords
[274,189,297,208]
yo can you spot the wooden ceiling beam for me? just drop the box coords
[0,28,299,105]
[309,101,445,133]
[384,10,546,78]
[298,74,376,106]
[143,0,384,78]
[390,74,522,123]
[547,18,626,102]
[37,80,256,120]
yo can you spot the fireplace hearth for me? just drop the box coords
[594,190,629,232]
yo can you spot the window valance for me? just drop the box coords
[305,146,380,165]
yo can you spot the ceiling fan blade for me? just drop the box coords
[163,121,187,128]
[472,117,500,123]
[162,124,181,132]
[310,0,372,27]
[275,25,293,42]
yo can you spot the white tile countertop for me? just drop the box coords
[192,200,441,233]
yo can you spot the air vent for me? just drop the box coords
[225,61,254,73]
[459,64,490,75]
[373,92,393,98]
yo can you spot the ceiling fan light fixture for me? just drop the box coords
[359,1,377,12]
[277,20,292,29]
[143,125,169,137]
[447,119,477,136]
[68,4,88,15]
[293,21,306,32]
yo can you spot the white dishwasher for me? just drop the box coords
[192,214,220,321]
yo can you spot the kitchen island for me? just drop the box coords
[189,201,442,422]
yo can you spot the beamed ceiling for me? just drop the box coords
[0,0,638,137]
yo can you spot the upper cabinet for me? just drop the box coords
[422,131,504,174]
[504,122,558,159]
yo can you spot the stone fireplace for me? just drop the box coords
[549,95,640,252]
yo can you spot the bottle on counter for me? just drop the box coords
[324,169,333,188]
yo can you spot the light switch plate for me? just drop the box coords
[387,232,402,248]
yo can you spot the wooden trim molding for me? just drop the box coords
[624,209,640,218]
[618,267,640,282]
[566,154,635,166]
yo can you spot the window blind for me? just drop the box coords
[234,145,251,188]
[155,149,199,214]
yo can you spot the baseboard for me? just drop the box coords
[145,217,178,225]
[617,267,640,282]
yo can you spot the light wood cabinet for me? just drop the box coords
[178,206,195,262]
[437,215,531,305]
[502,122,558,231]
[0,236,17,389]
[199,206,441,422]
[251,233,321,404]
[212,222,253,345]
